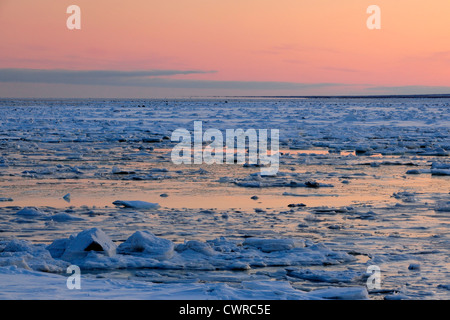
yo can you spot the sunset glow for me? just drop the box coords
[1,0,449,97]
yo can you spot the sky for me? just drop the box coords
[0,0,449,98]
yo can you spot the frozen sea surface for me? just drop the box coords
[0,98,449,300]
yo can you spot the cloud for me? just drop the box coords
[0,68,216,85]
[4,69,448,98]
[0,68,345,91]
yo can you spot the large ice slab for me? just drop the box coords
[47,228,117,262]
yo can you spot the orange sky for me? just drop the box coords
[0,0,449,97]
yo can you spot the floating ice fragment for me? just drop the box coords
[46,213,85,222]
[437,284,450,291]
[435,202,450,212]
[431,169,450,176]
[142,137,162,143]
[431,162,450,170]
[288,203,306,208]
[286,268,361,284]
[63,193,71,203]
[384,293,409,300]
[112,166,136,174]
[112,200,160,209]
[16,207,47,217]
[392,191,417,203]
[406,169,421,175]
[243,238,304,253]
[408,263,421,271]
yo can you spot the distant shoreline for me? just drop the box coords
[218,94,450,99]
[1,94,450,100]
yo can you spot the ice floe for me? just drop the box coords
[112,200,160,209]
[233,172,334,188]
[48,228,117,262]
[0,227,373,299]
[15,207,47,217]
[1,228,356,274]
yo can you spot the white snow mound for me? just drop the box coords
[52,228,117,262]
[16,207,47,217]
[117,231,174,260]
[243,238,304,252]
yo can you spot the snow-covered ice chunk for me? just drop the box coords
[46,213,85,222]
[286,268,361,284]
[408,263,421,271]
[117,231,174,260]
[431,169,450,176]
[406,169,422,175]
[437,284,450,291]
[435,202,450,212]
[63,193,71,203]
[1,239,33,253]
[431,162,450,170]
[46,239,71,259]
[1,239,69,272]
[175,240,217,256]
[234,173,333,188]
[58,228,117,262]
[15,207,47,217]
[113,200,160,209]
[243,238,304,253]
[392,191,417,203]
[384,293,409,300]
[112,166,136,174]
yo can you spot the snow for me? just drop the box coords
[0,239,69,273]
[117,231,175,260]
[0,266,369,300]
[175,240,217,256]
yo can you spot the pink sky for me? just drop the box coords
[0,0,449,97]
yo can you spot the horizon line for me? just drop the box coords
[1,93,450,100]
